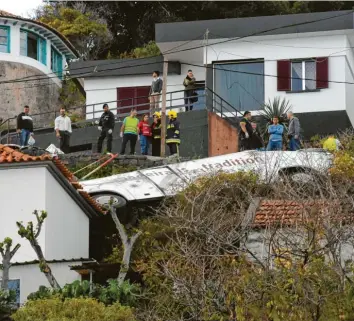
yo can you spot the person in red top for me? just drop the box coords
[138,114,152,155]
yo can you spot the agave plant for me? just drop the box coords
[259,96,292,142]
[260,96,292,125]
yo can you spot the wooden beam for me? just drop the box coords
[12,21,18,26]
[21,23,27,28]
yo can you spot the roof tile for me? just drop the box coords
[253,199,353,228]
[0,145,105,215]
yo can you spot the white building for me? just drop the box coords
[0,144,103,303]
[0,10,80,123]
[72,10,354,138]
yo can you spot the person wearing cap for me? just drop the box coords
[97,103,115,154]
[239,111,253,151]
[151,112,162,156]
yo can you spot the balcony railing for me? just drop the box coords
[0,87,242,144]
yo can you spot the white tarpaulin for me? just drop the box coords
[46,144,64,155]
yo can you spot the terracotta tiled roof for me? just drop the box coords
[0,145,105,215]
[253,199,352,227]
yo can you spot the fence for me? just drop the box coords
[0,87,242,144]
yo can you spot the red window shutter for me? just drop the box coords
[135,86,151,112]
[316,57,329,89]
[117,87,135,115]
[277,60,291,91]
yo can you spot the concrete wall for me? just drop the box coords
[33,109,210,158]
[0,261,82,303]
[0,166,89,263]
[208,112,238,156]
[205,34,349,115]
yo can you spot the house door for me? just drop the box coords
[117,86,150,116]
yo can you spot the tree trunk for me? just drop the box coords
[109,205,141,286]
[31,242,60,289]
[1,257,10,290]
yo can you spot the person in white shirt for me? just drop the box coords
[54,107,72,154]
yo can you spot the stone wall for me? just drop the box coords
[0,61,61,127]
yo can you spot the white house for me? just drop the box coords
[0,10,80,124]
[0,144,104,303]
[71,10,354,138]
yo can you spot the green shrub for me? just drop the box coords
[12,297,136,321]
[27,280,139,307]
[0,289,16,319]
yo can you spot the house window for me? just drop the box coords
[0,26,10,53]
[277,58,329,92]
[7,279,20,305]
[20,30,47,65]
[51,46,63,79]
[213,61,264,111]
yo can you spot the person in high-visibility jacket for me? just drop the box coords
[151,112,161,156]
[323,135,341,152]
[166,110,180,156]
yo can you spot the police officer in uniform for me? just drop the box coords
[239,111,253,151]
[151,112,162,156]
[97,103,115,153]
[166,110,180,156]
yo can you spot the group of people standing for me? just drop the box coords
[239,110,302,152]
[148,69,198,114]
[96,105,181,157]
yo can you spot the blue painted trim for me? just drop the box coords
[0,25,10,53]
[51,46,63,80]
[20,28,47,66]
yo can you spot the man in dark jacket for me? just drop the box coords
[166,110,180,156]
[16,105,34,146]
[97,104,115,154]
[183,70,197,112]
[149,71,163,114]
[239,111,253,151]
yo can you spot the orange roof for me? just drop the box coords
[0,145,105,215]
[253,199,351,227]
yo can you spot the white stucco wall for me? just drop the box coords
[44,170,89,260]
[0,23,67,86]
[84,63,205,119]
[0,261,82,303]
[0,167,47,263]
[205,33,350,114]
[0,166,89,263]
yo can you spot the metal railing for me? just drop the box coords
[0,87,242,144]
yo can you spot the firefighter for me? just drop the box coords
[151,112,162,156]
[166,110,180,156]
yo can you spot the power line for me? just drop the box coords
[1,10,352,87]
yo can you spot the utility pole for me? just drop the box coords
[160,58,168,157]
[204,29,209,91]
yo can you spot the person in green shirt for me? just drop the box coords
[120,109,139,155]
